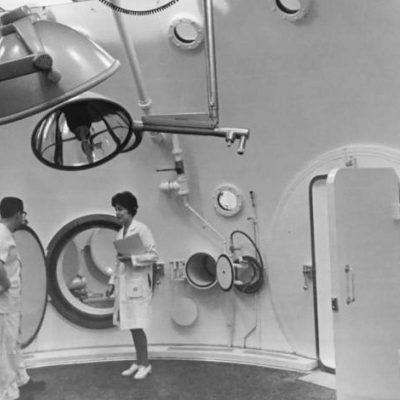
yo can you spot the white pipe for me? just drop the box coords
[160,137,227,250]
[159,134,189,195]
[159,180,181,192]
[172,134,182,157]
[111,6,150,112]
[111,1,164,143]
[172,135,189,196]
[183,196,227,252]
[225,290,236,347]
[203,0,219,122]
[243,294,259,348]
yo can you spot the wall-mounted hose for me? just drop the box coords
[98,0,180,16]
[230,230,264,268]
[230,230,265,294]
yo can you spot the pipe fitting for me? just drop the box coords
[138,98,152,112]
[148,131,166,144]
[159,174,189,195]
[159,180,181,192]
[176,174,189,196]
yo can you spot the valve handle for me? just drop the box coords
[156,167,177,172]
[237,135,247,155]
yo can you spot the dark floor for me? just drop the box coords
[22,360,336,400]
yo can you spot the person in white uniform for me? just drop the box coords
[0,197,30,400]
[107,191,158,380]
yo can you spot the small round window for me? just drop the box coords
[47,214,120,329]
[217,190,238,212]
[276,0,301,14]
[213,184,243,217]
[169,17,204,50]
[272,0,311,22]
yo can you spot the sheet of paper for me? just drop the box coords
[113,233,145,256]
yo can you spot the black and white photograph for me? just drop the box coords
[0,1,396,399]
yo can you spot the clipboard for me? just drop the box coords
[113,233,145,256]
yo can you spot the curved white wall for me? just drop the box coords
[1,0,400,366]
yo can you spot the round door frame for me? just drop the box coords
[46,214,120,329]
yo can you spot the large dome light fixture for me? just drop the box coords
[0,6,120,125]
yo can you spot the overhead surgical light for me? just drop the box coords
[31,93,247,171]
[31,93,139,170]
[0,6,120,125]
[6,2,249,171]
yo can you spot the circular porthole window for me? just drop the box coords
[272,0,311,22]
[169,17,204,50]
[213,184,243,217]
[276,0,301,13]
[47,214,121,329]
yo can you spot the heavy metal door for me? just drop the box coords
[327,167,400,400]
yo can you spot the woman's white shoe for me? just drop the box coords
[121,363,139,377]
[134,365,152,380]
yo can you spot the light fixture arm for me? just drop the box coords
[0,6,61,83]
[132,0,249,154]
[134,121,249,155]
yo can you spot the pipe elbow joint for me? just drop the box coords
[149,131,166,144]
[177,182,189,196]
[159,174,189,195]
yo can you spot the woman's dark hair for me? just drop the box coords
[111,191,138,217]
[0,197,24,218]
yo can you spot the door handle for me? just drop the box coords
[302,264,313,290]
[345,264,355,304]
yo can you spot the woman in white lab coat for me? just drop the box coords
[107,191,158,380]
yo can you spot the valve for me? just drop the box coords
[237,135,247,155]
[223,128,249,155]
[157,159,188,195]
[225,130,235,146]
[156,159,184,174]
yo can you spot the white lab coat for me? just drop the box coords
[110,219,158,330]
[0,223,30,400]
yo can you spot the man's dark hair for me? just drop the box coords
[0,197,24,218]
[111,191,138,217]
